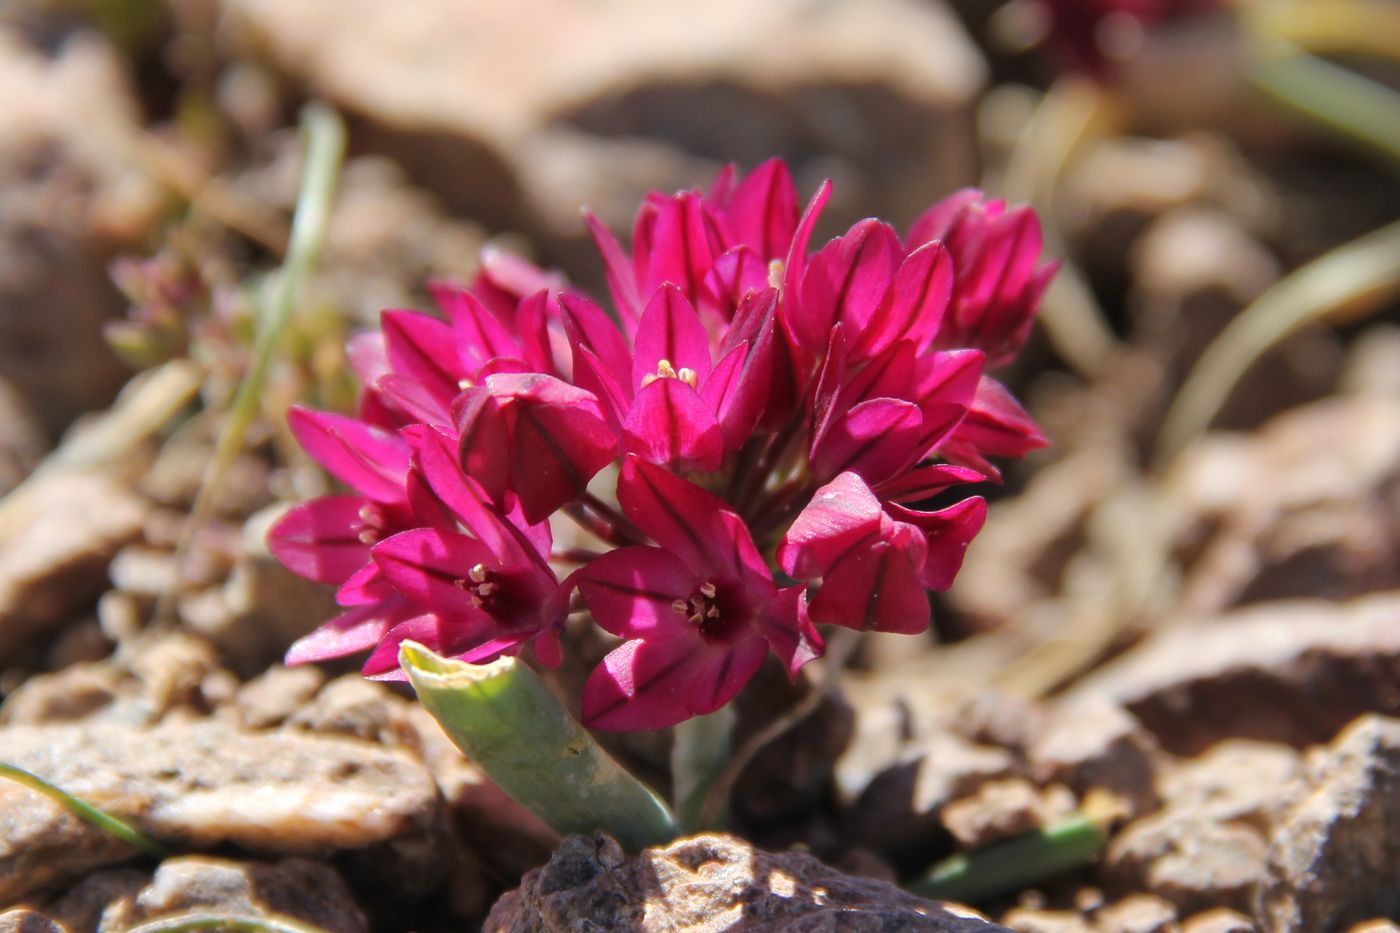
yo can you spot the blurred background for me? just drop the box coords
[2,0,1400,928]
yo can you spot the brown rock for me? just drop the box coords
[1179,908,1254,933]
[230,665,326,729]
[942,780,1075,850]
[0,912,64,933]
[0,377,47,498]
[0,469,148,660]
[484,832,1010,931]
[1094,894,1179,933]
[285,674,417,746]
[1346,923,1400,933]
[36,868,148,933]
[1157,741,1304,835]
[847,730,1019,859]
[1029,702,1160,819]
[1105,812,1267,914]
[1002,908,1096,933]
[0,721,446,902]
[1257,715,1400,932]
[99,857,368,933]
[224,0,983,243]
[1167,395,1400,618]
[0,29,159,437]
[1064,593,1400,756]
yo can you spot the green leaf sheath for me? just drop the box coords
[400,642,677,851]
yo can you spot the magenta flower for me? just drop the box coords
[1030,0,1225,74]
[270,160,1055,730]
[577,457,820,730]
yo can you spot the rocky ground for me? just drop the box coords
[2,1,1400,931]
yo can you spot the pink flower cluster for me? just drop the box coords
[1034,0,1224,73]
[269,161,1053,731]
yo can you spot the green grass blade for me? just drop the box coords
[0,761,169,859]
[158,103,346,623]
[400,642,677,851]
[909,812,1106,905]
[1155,216,1400,467]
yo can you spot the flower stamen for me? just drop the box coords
[639,358,699,390]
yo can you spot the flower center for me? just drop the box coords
[671,580,721,627]
[453,562,501,609]
[640,358,698,390]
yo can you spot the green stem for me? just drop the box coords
[0,761,169,859]
[400,642,677,851]
[1155,215,1400,468]
[909,812,1106,905]
[1248,39,1400,168]
[157,103,345,623]
[671,706,735,833]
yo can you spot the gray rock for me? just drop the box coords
[1257,715,1400,932]
[1157,741,1304,835]
[484,832,1011,931]
[0,721,446,902]
[0,911,65,933]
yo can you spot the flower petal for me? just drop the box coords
[809,532,931,634]
[798,219,902,353]
[810,397,924,487]
[776,471,883,580]
[372,528,497,616]
[630,284,713,392]
[622,377,723,473]
[287,407,410,503]
[616,455,736,576]
[576,546,695,639]
[758,586,824,680]
[285,596,413,667]
[849,240,952,361]
[581,631,714,731]
[885,495,987,591]
[725,158,799,261]
[266,496,373,584]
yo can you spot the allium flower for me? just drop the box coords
[1031,0,1224,74]
[270,158,1053,729]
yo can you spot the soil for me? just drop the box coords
[2,1,1399,931]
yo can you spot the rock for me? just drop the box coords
[0,377,47,498]
[1093,894,1179,933]
[1029,702,1160,820]
[846,730,1019,862]
[97,857,368,933]
[1347,923,1400,933]
[483,832,1011,931]
[1257,715,1400,932]
[1001,908,1095,933]
[35,868,149,933]
[285,674,417,746]
[941,780,1076,850]
[1157,741,1304,835]
[1063,593,1400,756]
[224,0,984,244]
[0,633,226,726]
[229,665,326,729]
[0,469,148,661]
[0,720,446,902]
[1104,811,1267,914]
[1167,395,1400,618]
[0,28,160,437]
[0,912,64,933]
[1179,908,1253,933]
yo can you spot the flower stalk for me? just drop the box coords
[400,641,677,851]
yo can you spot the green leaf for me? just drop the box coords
[400,641,677,852]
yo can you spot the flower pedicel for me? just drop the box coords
[269,160,1055,731]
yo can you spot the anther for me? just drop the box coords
[699,582,717,598]
[357,529,379,544]
[767,259,784,289]
[468,564,489,584]
[672,599,690,615]
[677,367,698,389]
